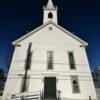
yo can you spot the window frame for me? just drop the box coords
[47,51,54,70]
[71,75,80,94]
[48,12,53,19]
[68,51,76,70]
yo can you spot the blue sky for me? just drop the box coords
[0,0,100,73]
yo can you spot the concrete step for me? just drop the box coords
[43,98,58,100]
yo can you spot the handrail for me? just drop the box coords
[57,90,61,100]
[40,90,44,100]
[10,91,41,100]
[11,91,40,96]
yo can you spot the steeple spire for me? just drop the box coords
[47,0,54,9]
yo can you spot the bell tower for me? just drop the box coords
[43,0,58,24]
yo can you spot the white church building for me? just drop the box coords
[3,0,97,100]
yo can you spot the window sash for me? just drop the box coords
[68,52,76,69]
[47,51,53,70]
[71,76,80,93]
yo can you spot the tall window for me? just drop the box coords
[71,76,80,93]
[48,12,53,18]
[47,51,53,70]
[68,51,76,69]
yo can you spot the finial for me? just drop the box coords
[47,0,54,9]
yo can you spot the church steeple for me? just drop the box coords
[43,0,58,24]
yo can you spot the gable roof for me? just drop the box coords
[12,21,88,46]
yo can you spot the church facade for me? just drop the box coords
[3,0,97,100]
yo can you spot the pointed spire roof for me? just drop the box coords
[46,0,54,9]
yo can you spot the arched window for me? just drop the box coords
[48,12,53,18]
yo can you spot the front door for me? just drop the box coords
[44,77,57,99]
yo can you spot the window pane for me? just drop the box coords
[47,51,53,69]
[71,76,80,93]
[68,52,75,69]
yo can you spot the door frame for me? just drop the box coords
[44,77,57,99]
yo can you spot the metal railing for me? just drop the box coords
[10,91,41,100]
